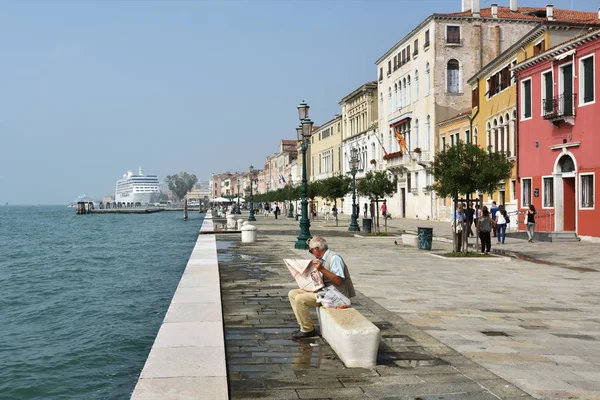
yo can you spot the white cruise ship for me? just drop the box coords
[115,167,160,206]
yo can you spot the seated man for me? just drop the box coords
[288,236,356,339]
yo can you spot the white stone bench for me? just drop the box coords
[401,234,418,247]
[317,307,381,368]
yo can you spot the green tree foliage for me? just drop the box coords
[356,171,396,232]
[320,175,352,204]
[307,181,323,201]
[165,172,198,201]
[431,141,513,199]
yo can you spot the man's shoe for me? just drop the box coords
[291,330,317,339]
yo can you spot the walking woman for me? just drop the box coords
[496,205,508,244]
[477,206,495,254]
[526,204,537,242]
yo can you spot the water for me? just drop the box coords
[0,206,203,399]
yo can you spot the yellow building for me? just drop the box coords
[436,110,472,220]
[468,23,592,216]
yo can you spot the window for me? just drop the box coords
[447,59,460,93]
[542,70,554,115]
[465,129,471,144]
[533,40,546,56]
[388,60,392,75]
[472,86,479,108]
[522,79,532,119]
[426,171,431,186]
[407,45,410,60]
[393,56,397,70]
[426,115,431,150]
[413,39,418,55]
[450,134,455,147]
[424,30,430,48]
[379,67,383,82]
[414,119,419,148]
[580,55,595,105]
[581,174,594,208]
[425,63,431,95]
[414,70,419,100]
[446,26,461,44]
[414,171,419,192]
[407,173,411,191]
[559,63,574,116]
[543,177,554,207]
[511,180,517,200]
[522,178,532,207]
[441,136,446,150]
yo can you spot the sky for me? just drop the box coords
[0,0,597,205]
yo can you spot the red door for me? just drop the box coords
[563,178,576,231]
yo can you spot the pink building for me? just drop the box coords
[515,29,600,239]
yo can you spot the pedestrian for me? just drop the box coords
[466,202,475,237]
[451,203,465,252]
[381,200,390,220]
[526,204,537,242]
[369,202,375,219]
[490,201,499,237]
[274,203,280,219]
[322,203,330,222]
[496,205,509,244]
[477,206,495,254]
[363,203,368,218]
[311,203,317,220]
[288,236,355,339]
[331,204,338,223]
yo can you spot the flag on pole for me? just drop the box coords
[394,126,408,154]
[374,131,388,156]
[281,174,287,184]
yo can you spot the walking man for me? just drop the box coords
[490,201,498,237]
[288,237,355,339]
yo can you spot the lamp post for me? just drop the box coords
[236,180,241,214]
[287,173,294,218]
[348,147,360,232]
[248,165,256,221]
[294,101,313,249]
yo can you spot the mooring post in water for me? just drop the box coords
[184,199,188,221]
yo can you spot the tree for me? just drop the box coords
[431,141,513,252]
[165,172,198,201]
[356,171,396,233]
[320,175,352,226]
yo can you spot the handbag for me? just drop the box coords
[316,286,351,309]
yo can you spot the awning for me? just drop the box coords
[555,49,575,61]
[388,112,412,127]
[390,117,410,128]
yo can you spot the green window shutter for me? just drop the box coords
[583,58,594,103]
[524,80,532,118]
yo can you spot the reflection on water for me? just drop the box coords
[291,341,320,369]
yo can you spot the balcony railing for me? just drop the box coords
[384,152,410,169]
[543,93,576,120]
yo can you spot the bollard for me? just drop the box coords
[241,225,257,243]
[227,214,236,229]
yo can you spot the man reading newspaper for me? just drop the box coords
[287,236,355,339]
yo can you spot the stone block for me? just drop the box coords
[317,307,381,368]
[402,234,418,247]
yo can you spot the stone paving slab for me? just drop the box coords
[219,212,600,399]
[218,225,533,400]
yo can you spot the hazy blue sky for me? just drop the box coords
[0,0,594,204]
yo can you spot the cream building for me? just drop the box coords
[376,0,569,220]
[339,81,380,215]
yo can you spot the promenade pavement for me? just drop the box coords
[217,211,600,399]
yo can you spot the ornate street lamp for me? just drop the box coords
[287,173,294,218]
[248,165,256,221]
[236,180,241,214]
[348,147,360,232]
[294,101,313,249]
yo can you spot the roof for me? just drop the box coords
[513,27,600,72]
[339,81,378,105]
[445,7,598,23]
[376,6,600,65]
[438,109,472,126]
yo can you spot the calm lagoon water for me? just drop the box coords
[0,206,203,399]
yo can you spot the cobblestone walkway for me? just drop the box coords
[217,231,533,400]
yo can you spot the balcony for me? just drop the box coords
[543,93,576,125]
[410,187,419,195]
[384,151,410,172]
[413,150,432,166]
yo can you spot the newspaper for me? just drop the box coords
[283,259,324,292]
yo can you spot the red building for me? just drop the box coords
[515,29,600,239]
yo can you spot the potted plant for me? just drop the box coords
[413,147,422,153]
[370,159,376,165]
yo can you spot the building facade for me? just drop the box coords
[339,81,380,215]
[514,29,600,239]
[376,0,597,220]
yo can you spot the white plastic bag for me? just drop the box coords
[316,286,351,309]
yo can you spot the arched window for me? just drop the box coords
[407,75,412,104]
[414,119,419,148]
[426,115,431,150]
[474,127,478,146]
[388,87,392,114]
[447,59,460,93]
[414,70,419,100]
[425,63,431,95]
[393,83,398,111]
[402,78,407,107]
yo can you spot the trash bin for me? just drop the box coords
[362,218,372,233]
[417,227,433,250]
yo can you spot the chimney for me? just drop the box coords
[510,0,518,12]
[547,4,554,21]
[461,0,472,12]
[491,3,498,19]
[597,7,599,20]
[472,0,480,18]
